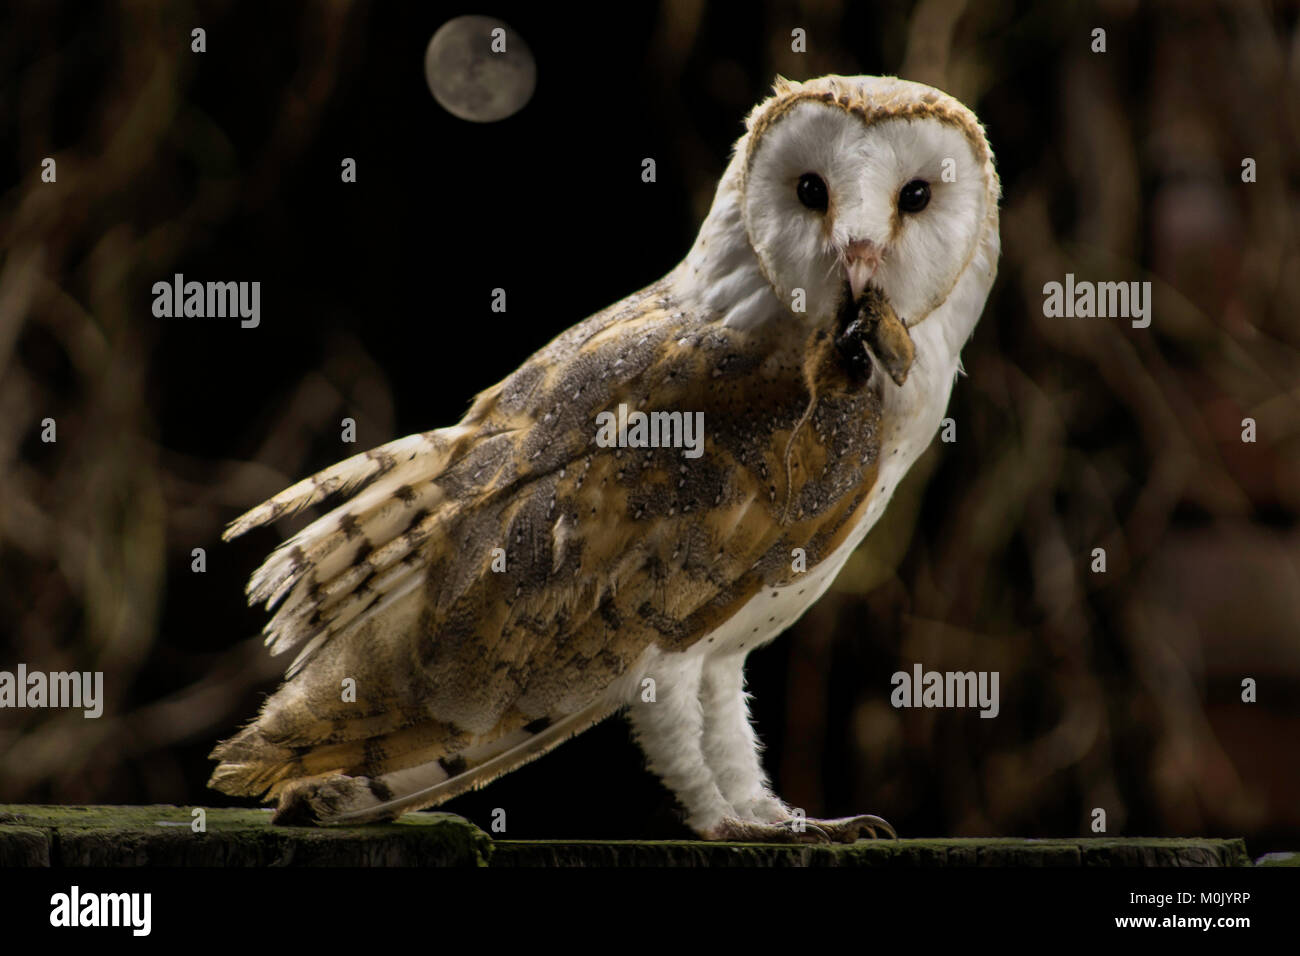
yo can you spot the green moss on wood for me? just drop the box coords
[1254,851,1299,866]
[0,805,490,867]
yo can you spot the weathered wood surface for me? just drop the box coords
[0,806,1263,867]
[0,805,490,867]
[491,836,1255,867]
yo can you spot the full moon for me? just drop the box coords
[424,16,536,123]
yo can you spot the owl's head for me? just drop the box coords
[729,75,1000,329]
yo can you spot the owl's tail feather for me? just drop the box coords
[223,429,468,542]
[265,700,617,826]
[220,425,486,674]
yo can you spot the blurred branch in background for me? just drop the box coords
[0,0,376,803]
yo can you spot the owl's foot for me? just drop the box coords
[270,773,402,826]
[702,812,896,843]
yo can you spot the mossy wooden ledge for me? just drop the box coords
[0,805,491,867]
[0,807,1256,866]
[490,837,1253,867]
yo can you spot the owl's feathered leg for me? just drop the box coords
[697,652,896,843]
[626,651,738,835]
[698,653,788,823]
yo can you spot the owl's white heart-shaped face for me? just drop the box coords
[739,76,997,328]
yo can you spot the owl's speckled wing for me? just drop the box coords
[210,279,893,824]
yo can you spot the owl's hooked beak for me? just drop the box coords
[841,239,882,300]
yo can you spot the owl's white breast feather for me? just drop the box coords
[619,199,997,692]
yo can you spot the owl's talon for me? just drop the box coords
[808,813,898,841]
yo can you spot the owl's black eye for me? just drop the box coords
[898,179,930,213]
[796,173,828,211]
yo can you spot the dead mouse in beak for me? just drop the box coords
[834,284,915,387]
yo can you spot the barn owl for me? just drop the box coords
[211,74,1000,842]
